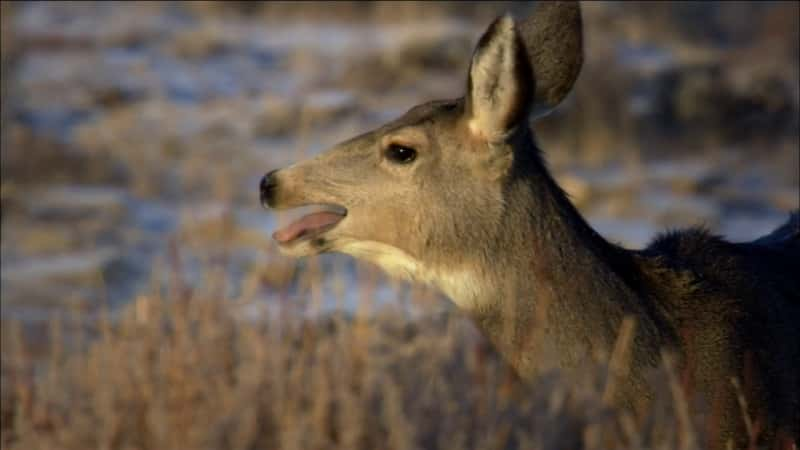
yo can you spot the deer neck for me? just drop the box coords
[434,141,652,379]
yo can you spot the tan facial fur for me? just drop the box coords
[262,6,581,309]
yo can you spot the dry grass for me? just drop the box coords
[1,269,728,450]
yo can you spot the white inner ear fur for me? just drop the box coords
[468,15,523,142]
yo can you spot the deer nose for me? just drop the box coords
[260,169,279,208]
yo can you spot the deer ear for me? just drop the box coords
[466,15,533,143]
[518,1,583,118]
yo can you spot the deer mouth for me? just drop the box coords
[272,204,347,245]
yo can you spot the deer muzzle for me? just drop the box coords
[259,168,348,247]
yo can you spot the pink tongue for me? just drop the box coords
[273,212,344,243]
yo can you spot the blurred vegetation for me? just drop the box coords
[182,1,800,154]
[3,293,723,450]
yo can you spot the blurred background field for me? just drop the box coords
[0,2,798,449]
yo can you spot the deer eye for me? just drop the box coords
[385,144,417,164]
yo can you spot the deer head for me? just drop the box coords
[261,2,583,309]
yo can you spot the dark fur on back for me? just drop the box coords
[632,213,800,441]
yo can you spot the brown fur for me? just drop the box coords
[261,3,799,448]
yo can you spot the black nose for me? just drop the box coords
[260,169,279,208]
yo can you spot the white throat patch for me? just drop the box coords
[335,239,485,310]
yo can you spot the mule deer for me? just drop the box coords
[260,2,799,447]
